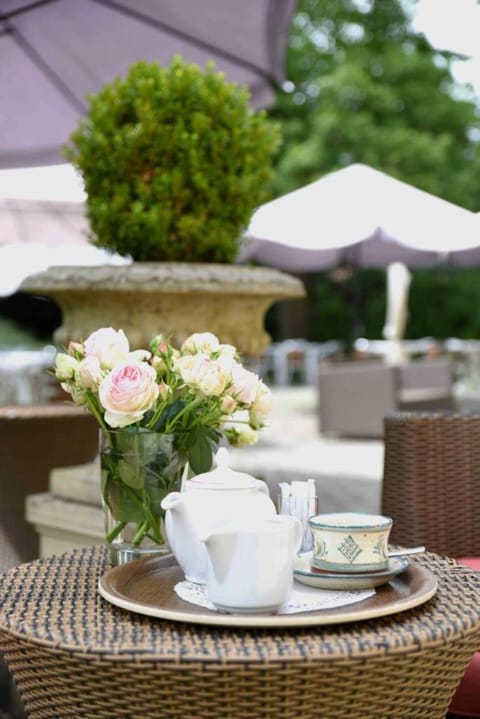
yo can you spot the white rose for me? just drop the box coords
[174,354,208,385]
[61,382,87,406]
[176,354,228,396]
[218,343,238,360]
[84,327,130,369]
[128,349,152,362]
[230,363,259,405]
[55,353,79,382]
[227,425,259,448]
[249,381,273,428]
[195,359,229,397]
[158,381,170,401]
[181,332,220,355]
[151,356,166,375]
[77,356,103,389]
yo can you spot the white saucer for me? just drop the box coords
[294,553,409,590]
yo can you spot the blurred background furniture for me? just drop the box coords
[318,357,455,437]
[1,545,480,719]
[382,411,480,718]
[0,346,57,406]
[353,336,441,360]
[0,404,98,571]
[260,339,342,386]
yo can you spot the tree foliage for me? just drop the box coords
[267,0,480,344]
[270,0,480,211]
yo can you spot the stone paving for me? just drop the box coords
[229,386,384,514]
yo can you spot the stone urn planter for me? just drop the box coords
[20,262,305,357]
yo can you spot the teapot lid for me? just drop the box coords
[186,448,259,490]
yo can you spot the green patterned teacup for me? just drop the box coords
[309,512,393,574]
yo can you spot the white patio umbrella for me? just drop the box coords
[240,164,480,271]
[240,163,480,360]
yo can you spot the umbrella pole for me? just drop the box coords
[349,268,364,347]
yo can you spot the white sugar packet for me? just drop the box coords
[278,478,318,552]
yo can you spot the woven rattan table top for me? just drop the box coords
[0,545,479,665]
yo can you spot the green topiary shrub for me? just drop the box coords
[64,56,281,262]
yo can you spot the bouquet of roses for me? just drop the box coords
[55,328,272,554]
[55,327,272,474]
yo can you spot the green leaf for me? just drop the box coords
[151,399,186,432]
[188,430,213,474]
[116,457,144,489]
[202,426,222,444]
[104,479,145,523]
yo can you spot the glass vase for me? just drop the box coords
[100,430,188,565]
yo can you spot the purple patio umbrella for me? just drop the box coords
[0,0,295,168]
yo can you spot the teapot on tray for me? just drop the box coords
[161,448,276,584]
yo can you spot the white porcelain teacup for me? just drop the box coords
[201,515,302,614]
[309,512,393,574]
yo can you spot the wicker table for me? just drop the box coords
[0,546,479,719]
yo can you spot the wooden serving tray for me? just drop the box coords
[98,554,438,628]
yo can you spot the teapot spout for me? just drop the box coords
[160,491,183,512]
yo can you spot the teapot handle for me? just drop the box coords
[253,478,270,496]
[292,517,303,554]
[268,515,303,554]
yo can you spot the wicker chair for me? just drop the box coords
[382,412,480,718]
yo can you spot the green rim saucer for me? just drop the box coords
[294,553,409,590]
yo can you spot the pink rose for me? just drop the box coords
[220,395,237,415]
[67,341,84,358]
[99,361,159,428]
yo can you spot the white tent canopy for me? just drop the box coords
[240,164,480,271]
[0,165,129,297]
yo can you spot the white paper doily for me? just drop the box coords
[174,579,375,615]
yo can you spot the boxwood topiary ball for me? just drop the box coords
[64,55,282,263]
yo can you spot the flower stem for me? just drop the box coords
[132,519,149,545]
[86,392,108,433]
[107,520,127,543]
[164,396,204,432]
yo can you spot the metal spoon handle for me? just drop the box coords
[389,546,426,557]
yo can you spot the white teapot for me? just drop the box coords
[161,448,276,584]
